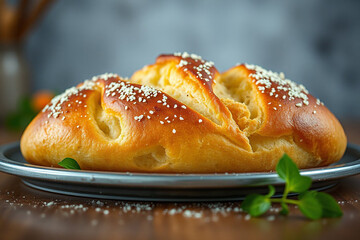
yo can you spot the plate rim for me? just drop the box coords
[1,141,360,189]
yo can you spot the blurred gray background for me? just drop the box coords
[24,0,360,118]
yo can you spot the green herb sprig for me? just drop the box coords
[58,158,81,170]
[241,154,342,220]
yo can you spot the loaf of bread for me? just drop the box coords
[20,53,347,173]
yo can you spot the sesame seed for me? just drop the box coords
[172,129,176,134]
[42,80,96,119]
[198,119,203,123]
[174,52,215,84]
[179,117,184,120]
[160,121,164,124]
[181,105,187,109]
[43,73,164,120]
[245,64,311,107]
[177,59,189,67]
[134,115,144,121]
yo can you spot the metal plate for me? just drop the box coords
[0,142,360,202]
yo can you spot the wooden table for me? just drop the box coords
[0,121,360,240]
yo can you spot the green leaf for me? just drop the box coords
[265,185,276,198]
[280,202,289,215]
[4,96,38,132]
[241,194,271,217]
[298,191,322,220]
[315,192,343,218]
[19,96,36,113]
[239,154,342,220]
[291,175,312,193]
[276,153,312,193]
[276,153,299,182]
[58,158,81,170]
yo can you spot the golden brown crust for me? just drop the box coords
[20,53,347,173]
[219,64,346,166]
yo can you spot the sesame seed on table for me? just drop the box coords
[0,122,359,240]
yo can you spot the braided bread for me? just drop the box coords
[20,53,347,173]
